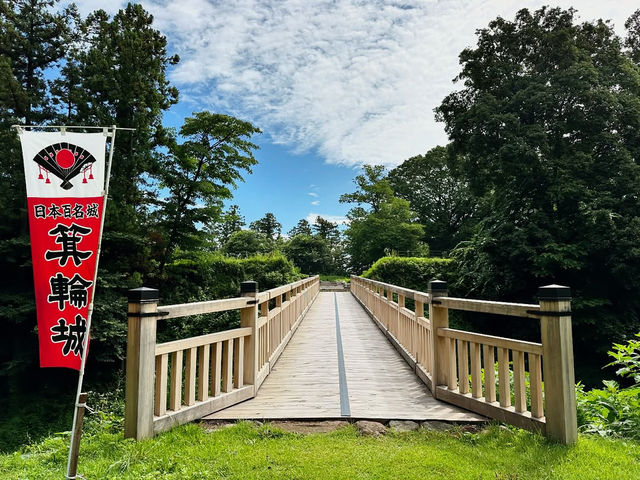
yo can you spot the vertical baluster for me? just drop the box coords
[530,353,544,418]
[184,347,196,406]
[154,354,168,416]
[498,347,511,407]
[458,340,469,394]
[170,350,183,411]
[447,337,457,389]
[276,295,283,346]
[197,345,210,402]
[234,336,245,388]
[398,294,405,347]
[211,341,222,397]
[261,302,269,359]
[222,339,234,392]
[513,350,526,412]
[483,345,496,403]
[471,342,482,398]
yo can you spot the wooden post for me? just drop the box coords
[539,284,577,444]
[125,287,159,440]
[66,392,87,479]
[429,280,449,397]
[240,281,259,394]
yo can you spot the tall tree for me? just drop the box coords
[288,219,312,237]
[339,165,393,213]
[436,7,640,376]
[0,0,77,395]
[222,230,271,258]
[56,4,179,218]
[212,204,245,246]
[626,9,640,64]
[284,235,331,274]
[250,212,282,240]
[155,112,261,274]
[0,0,78,124]
[344,198,424,272]
[312,216,340,244]
[387,146,476,254]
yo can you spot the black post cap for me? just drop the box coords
[240,281,259,294]
[428,280,448,294]
[128,287,159,303]
[538,284,571,301]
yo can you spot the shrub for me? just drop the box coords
[159,251,303,342]
[362,256,456,293]
[577,333,640,439]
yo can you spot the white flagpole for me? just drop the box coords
[66,125,117,480]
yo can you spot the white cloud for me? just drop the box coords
[308,192,319,198]
[83,1,640,166]
[311,200,320,206]
[306,213,349,225]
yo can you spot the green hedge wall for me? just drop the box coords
[159,252,303,342]
[361,256,456,294]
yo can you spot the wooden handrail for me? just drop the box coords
[437,297,540,319]
[158,297,251,319]
[438,328,543,355]
[155,327,253,355]
[349,275,577,444]
[125,276,320,440]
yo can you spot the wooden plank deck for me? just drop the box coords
[203,292,485,422]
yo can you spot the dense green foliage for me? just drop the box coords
[3,417,640,479]
[287,219,312,237]
[164,251,301,303]
[577,334,640,439]
[362,256,456,294]
[340,165,425,271]
[222,230,273,257]
[153,112,261,274]
[283,235,332,274]
[0,2,265,401]
[0,0,185,394]
[210,204,245,247]
[283,216,346,275]
[434,6,640,376]
[387,146,476,255]
[249,212,282,240]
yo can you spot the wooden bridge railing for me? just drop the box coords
[125,275,320,440]
[350,275,577,444]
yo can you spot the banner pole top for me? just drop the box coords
[11,125,136,134]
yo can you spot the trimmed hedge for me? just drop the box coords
[164,251,302,302]
[158,252,303,342]
[362,256,456,293]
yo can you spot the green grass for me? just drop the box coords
[319,275,350,282]
[3,421,640,479]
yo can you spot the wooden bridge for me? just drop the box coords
[125,275,577,444]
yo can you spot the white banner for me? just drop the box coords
[20,131,106,198]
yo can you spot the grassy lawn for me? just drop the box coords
[3,421,640,479]
[319,275,350,282]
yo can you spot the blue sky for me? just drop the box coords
[77,0,639,233]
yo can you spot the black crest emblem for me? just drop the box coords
[33,142,97,190]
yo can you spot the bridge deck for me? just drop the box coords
[204,292,485,422]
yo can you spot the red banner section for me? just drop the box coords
[28,197,103,369]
